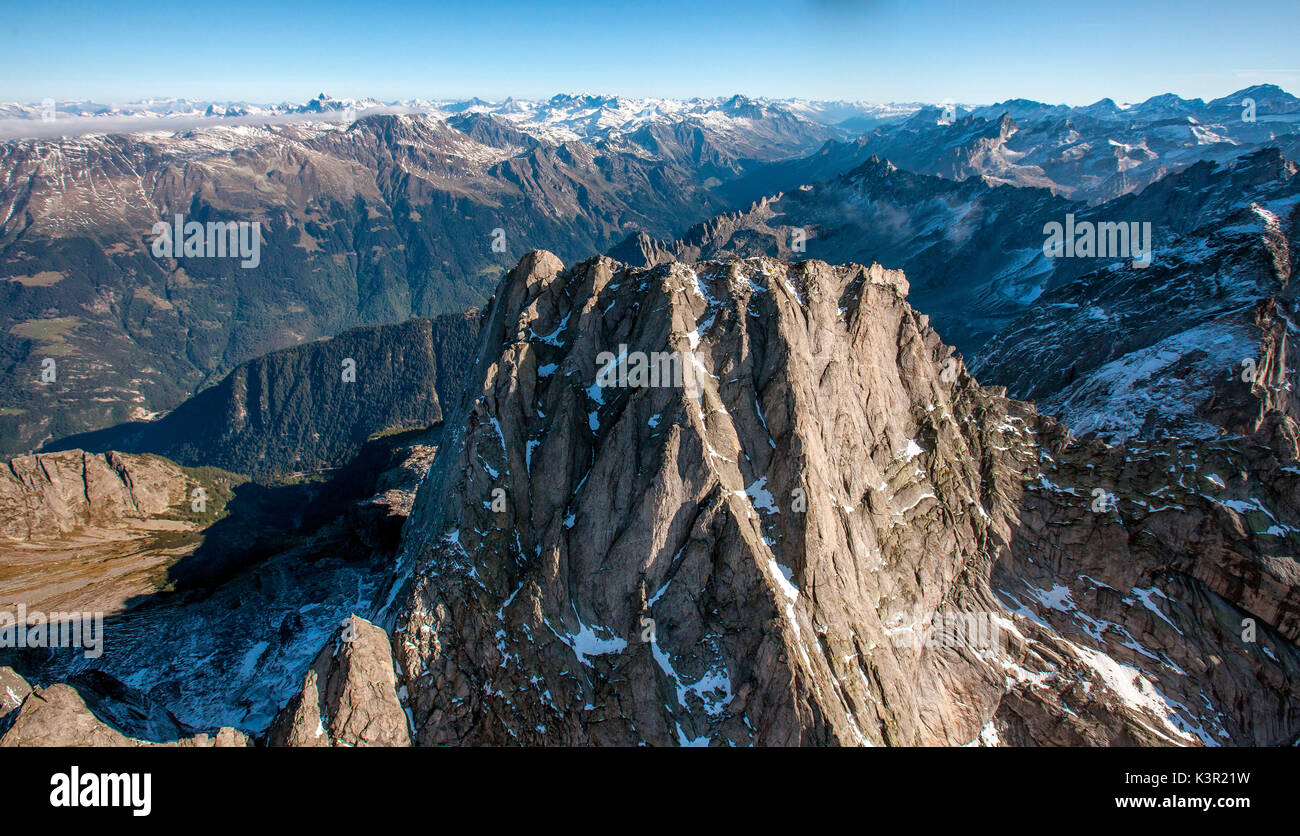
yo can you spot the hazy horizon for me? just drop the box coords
[3,0,1297,106]
[4,81,1298,109]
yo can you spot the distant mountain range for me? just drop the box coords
[3,85,1297,456]
[0,93,918,141]
[0,108,782,453]
[723,84,1300,206]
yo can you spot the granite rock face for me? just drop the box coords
[4,249,1295,747]
[268,615,410,747]
[376,251,1298,746]
[0,665,31,725]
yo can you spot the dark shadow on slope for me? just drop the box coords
[146,425,439,600]
[0,425,440,743]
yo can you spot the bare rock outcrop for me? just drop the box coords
[0,450,191,541]
[4,432,438,741]
[0,665,31,724]
[268,615,410,747]
[0,449,208,616]
[0,667,248,747]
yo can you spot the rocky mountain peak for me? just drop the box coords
[366,250,1299,746]
[384,250,973,744]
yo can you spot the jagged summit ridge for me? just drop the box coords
[388,250,994,745]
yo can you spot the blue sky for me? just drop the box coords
[3,0,1297,105]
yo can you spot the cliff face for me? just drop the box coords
[370,251,1298,746]
[48,312,480,481]
[8,250,1295,747]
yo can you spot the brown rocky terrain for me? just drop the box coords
[357,251,1299,746]
[0,429,439,742]
[0,450,191,541]
[0,450,215,615]
[267,615,410,746]
[0,666,248,746]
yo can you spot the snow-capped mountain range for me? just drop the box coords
[0,92,916,142]
[1,86,1298,456]
[6,85,1297,207]
[4,85,1294,146]
[723,84,1300,206]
